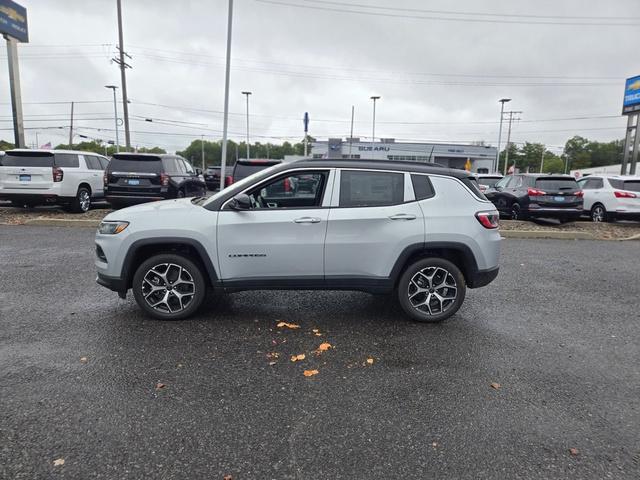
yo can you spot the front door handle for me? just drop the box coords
[389,213,416,221]
[294,217,321,224]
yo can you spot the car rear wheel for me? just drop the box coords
[397,257,466,323]
[591,204,608,223]
[132,254,207,320]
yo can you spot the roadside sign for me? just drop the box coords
[0,0,28,43]
[622,75,640,115]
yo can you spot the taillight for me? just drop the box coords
[103,171,108,187]
[527,187,546,196]
[225,175,233,187]
[575,190,584,198]
[160,173,169,186]
[614,191,637,198]
[479,184,488,192]
[52,166,64,182]
[476,211,499,229]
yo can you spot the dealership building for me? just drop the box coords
[311,138,497,173]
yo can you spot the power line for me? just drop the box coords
[254,0,640,27]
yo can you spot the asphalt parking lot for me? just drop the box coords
[1,226,639,479]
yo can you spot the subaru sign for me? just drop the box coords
[623,75,640,115]
[0,0,27,43]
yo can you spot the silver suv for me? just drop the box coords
[95,159,501,322]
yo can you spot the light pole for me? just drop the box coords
[220,0,234,190]
[201,134,205,171]
[242,91,251,159]
[496,98,511,173]
[105,85,120,153]
[370,96,380,153]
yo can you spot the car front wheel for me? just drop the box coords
[132,254,207,320]
[397,258,466,323]
[591,204,608,223]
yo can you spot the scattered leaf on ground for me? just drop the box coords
[315,333,323,337]
[223,476,233,480]
[366,358,374,365]
[317,342,332,352]
[490,382,501,390]
[268,361,277,366]
[290,354,306,362]
[53,458,65,466]
[569,448,579,456]
[303,369,319,377]
[177,363,183,368]
[79,357,88,363]
[312,329,320,333]
[266,352,279,359]
[155,383,166,390]
[277,321,300,329]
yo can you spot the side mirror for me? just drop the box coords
[230,193,251,210]
[195,168,203,176]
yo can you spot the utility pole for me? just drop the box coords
[201,134,205,170]
[242,91,251,160]
[5,35,25,148]
[539,146,545,173]
[349,105,355,157]
[68,101,74,147]
[502,110,522,175]
[370,96,380,153]
[113,0,132,150]
[496,98,511,172]
[220,0,234,189]
[105,85,120,152]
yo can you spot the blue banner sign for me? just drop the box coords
[623,75,640,115]
[0,0,28,42]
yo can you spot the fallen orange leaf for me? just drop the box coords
[490,382,501,390]
[312,329,320,333]
[317,342,332,352]
[290,354,306,362]
[276,321,300,329]
[303,369,319,377]
[315,333,323,337]
[155,383,166,390]
[366,358,374,365]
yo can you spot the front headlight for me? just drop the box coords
[98,221,129,235]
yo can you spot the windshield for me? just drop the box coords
[203,163,283,207]
[109,157,162,173]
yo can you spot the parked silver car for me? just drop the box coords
[95,159,501,322]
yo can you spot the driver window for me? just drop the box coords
[246,171,328,209]
[495,176,510,188]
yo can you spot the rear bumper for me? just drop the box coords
[0,192,73,204]
[106,195,167,206]
[467,266,500,289]
[525,207,583,218]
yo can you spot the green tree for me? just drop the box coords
[1,139,15,151]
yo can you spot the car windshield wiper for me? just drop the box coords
[191,196,208,205]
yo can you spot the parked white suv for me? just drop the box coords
[0,149,109,213]
[95,159,501,322]
[577,175,640,222]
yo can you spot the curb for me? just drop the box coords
[500,230,595,240]
[618,233,640,242]
[23,218,100,228]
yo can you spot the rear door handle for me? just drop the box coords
[389,213,416,221]
[294,217,321,224]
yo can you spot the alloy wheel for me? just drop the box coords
[141,263,196,314]
[511,205,520,220]
[592,206,605,222]
[407,267,458,316]
[79,190,91,212]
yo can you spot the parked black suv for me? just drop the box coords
[104,153,206,209]
[203,167,221,190]
[485,174,583,222]
[227,159,282,186]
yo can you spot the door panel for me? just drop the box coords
[217,209,329,279]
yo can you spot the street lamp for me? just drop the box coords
[105,85,120,153]
[370,96,381,153]
[496,98,511,172]
[242,91,252,160]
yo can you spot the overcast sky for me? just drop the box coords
[1,0,638,153]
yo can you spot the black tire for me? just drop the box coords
[590,203,608,223]
[132,253,207,320]
[177,188,186,198]
[510,203,524,220]
[397,257,466,323]
[69,187,91,213]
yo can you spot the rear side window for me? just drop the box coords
[182,159,195,174]
[610,179,640,192]
[233,162,278,181]
[98,157,109,169]
[339,170,404,207]
[535,177,579,191]
[109,157,162,173]
[1,153,54,167]
[582,178,603,190]
[55,154,79,168]
[411,174,435,200]
[462,177,488,199]
[162,158,182,174]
